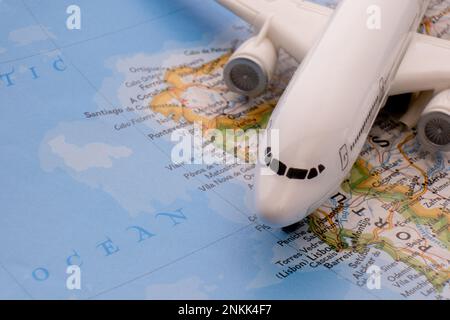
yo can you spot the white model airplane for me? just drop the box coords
[217,0,450,227]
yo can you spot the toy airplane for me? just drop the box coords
[217,0,450,227]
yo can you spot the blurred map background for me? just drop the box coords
[0,0,449,299]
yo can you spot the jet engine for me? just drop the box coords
[223,36,277,97]
[417,89,450,152]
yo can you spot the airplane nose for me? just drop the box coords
[255,199,305,228]
[254,173,311,228]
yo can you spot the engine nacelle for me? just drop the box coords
[224,36,277,97]
[417,89,450,152]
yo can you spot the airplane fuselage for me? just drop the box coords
[257,0,430,227]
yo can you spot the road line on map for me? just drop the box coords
[0,262,34,299]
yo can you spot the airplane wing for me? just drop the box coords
[217,0,450,95]
[390,33,450,95]
[216,0,333,61]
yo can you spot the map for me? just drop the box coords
[0,0,449,300]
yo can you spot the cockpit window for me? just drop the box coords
[286,168,308,180]
[263,147,325,180]
[264,147,272,166]
[318,165,326,173]
[307,168,318,180]
[270,159,287,176]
